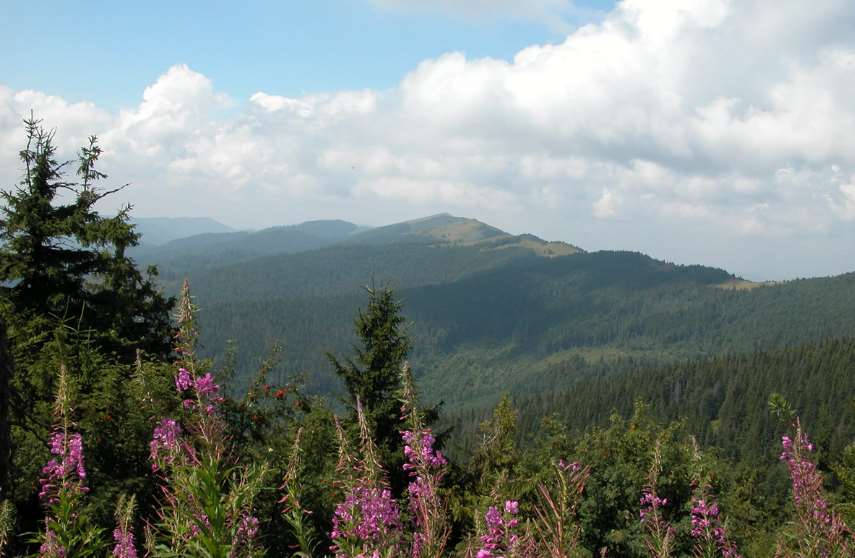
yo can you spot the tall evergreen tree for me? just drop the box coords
[0,116,174,359]
[328,285,411,489]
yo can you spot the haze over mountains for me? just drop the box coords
[131,213,580,276]
[132,213,855,417]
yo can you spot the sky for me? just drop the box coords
[1,0,854,280]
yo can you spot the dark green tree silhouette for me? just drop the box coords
[328,285,411,490]
[0,115,174,359]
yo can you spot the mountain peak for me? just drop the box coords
[347,214,583,257]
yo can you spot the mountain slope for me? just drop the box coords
[130,214,855,413]
[189,244,855,405]
[346,213,581,256]
[143,214,582,298]
[445,336,855,462]
[131,216,234,246]
[133,219,363,276]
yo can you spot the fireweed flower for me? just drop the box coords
[690,497,741,558]
[175,368,193,392]
[639,489,667,522]
[149,418,182,471]
[231,513,260,553]
[330,481,401,557]
[401,428,448,558]
[779,421,853,554]
[189,513,212,538]
[194,373,219,397]
[38,431,89,504]
[112,526,137,558]
[402,430,447,470]
[640,441,675,558]
[39,529,66,558]
[111,495,139,558]
[558,459,582,473]
[476,500,521,558]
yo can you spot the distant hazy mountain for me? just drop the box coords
[132,219,364,274]
[134,214,578,279]
[346,213,581,256]
[132,217,235,246]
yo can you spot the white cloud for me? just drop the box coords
[593,189,619,218]
[2,0,855,279]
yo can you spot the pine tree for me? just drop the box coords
[0,115,173,359]
[328,285,411,490]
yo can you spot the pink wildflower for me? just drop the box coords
[331,481,401,557]
[194,373,219,396]
[475,500,522,558]
[112,525,137,558]
[149,418,182,471]
[39,529,66,558]
[175,368,192,392]
[38,431,88,503]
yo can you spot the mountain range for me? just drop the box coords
[131,213,855,420]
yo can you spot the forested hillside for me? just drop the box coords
[166,240,855,406]
[446,337,855,462]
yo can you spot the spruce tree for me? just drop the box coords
[0,115,173,359]
[328,285,411,490]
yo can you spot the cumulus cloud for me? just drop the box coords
[1,0,855,279]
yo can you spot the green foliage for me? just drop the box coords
[0,118,183,554]
[328,285,412,494]
[488,338,855,463]
[169,242,855,411]
[0,115,173,359]
[833,443,855,526]
[1,117,853,555]
[0,499,15,556]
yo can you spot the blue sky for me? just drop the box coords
[2,0,855,280]
[1,0,614,108]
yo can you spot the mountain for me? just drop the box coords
[345,213,581,256]
[130,214,855,414]
[136,214,580,291]
[190,246,855,405]
[131,217,234,246]
[132,219,364,276]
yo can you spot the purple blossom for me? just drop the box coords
[780,430,830,522]
[331,481,401,557]
[690,497,741,558]
[112,525,137,558]
[231,513,260,555]
[39,529,66,558]
[639,489,667,522]
[149,418,182,471]
[475,501,521,558]
[558,459,582,473]
[779,424,852,552]
[401,428,448,557]
[175,368,193,392]
[402,430,447,470]
[189,513,211,538]
[194,373,219,396]
[38,431,88,503]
